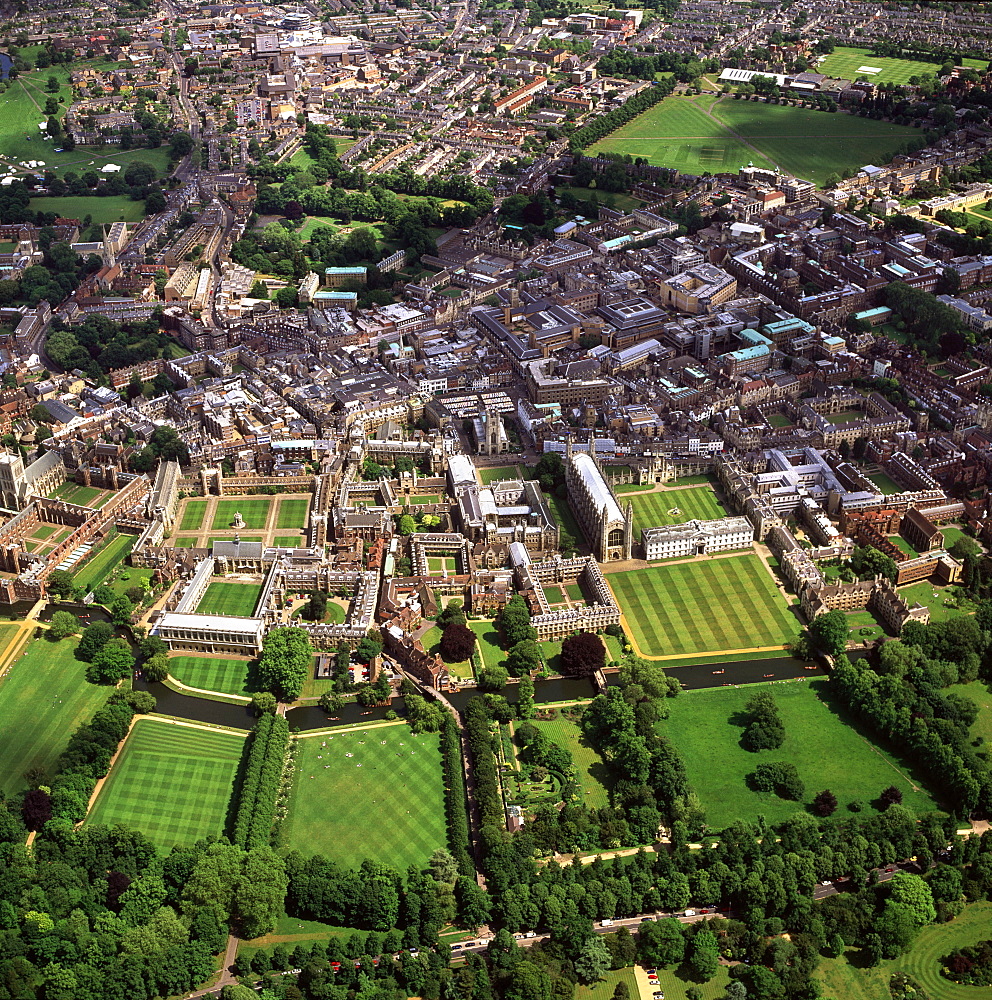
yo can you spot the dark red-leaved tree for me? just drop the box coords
[812,789,838,817]
[22,789,51,831]
[440,622,476,663]
[106,871,132,912]
[560,632,606,677]
[879,785,903,809]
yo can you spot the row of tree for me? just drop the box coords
[439,712,473,878]
[569,80,674,153]
[232,714,291,850]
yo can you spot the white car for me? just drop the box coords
[683,910,696,916]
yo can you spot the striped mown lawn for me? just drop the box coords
[479,465,524,484]
[48,483,107,507]
[211,498,273,531]
[86,720,245,849]
[168,655,254,695]
[625,486,726,536]
[71,534,136,594]
[172,538,199,548]
[179,500,208,531]
[274,535,304,547]
[281,726,448,870]
[0,634,107,796]
[276,497,310,530]
[816,901,992,1000]
[196,582,262,617]
[608,553,794,656]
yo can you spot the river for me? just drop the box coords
[0,54,13,80]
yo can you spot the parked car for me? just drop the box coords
[684,909,696,916]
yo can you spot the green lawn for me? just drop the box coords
[938,526,972,552]
[29,195,147,224]
[547,493,583,546]
[767,413,794,428]
[816,902,992,1000]
[276,497,309,530]
[709,99,915,185]
[626,486,726,536]
[532,716,612,809]
[172,538,200,548]
[591,94,773,177]
[470,621,506,672]
[576,969,641,1000]
[86,719,245,850]
[0,634,109,795]
[556,185,643,213]
[822,409,865,425]
[613,483,655,494]
[274,535,304,547]
[281,727,448,870]
[196,582,262,617]
[479,465,523,484]
[71,533,136,594]
[406,495,443,505]
[210,498,273,531]
[869,471,903,495]
[816,45,986,85]
[591,92,916,185]
[889,535,918,557]
[167,655,254,696]
[608,553,795,657]
[657,680,936,830]
[49,482,107,507]
[946,681,992,746]
[179,500,208,531]
[423,625,474,679]
[428,556,457,575]
[649,962,731,1000]
[896,583,976,623]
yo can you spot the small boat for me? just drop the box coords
[712,669,725,675]
[763,673,774,678]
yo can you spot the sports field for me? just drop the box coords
[658,680,935,830]
[816,45,986,85]
[167,655,253,696]
[179,500,208,531]
[591,94,916,185]
[72,534,136,594]
[608,553,795,656]
[0,636,109,795]
[281,726,448,870]
[276,497,309,530]
[29,195,146,224]
[86,719,245,849]
[210,498,273,531]
[196,582,262,617]
[626,485,726,535]
[532,717,612,809]
[817,901,992,1000]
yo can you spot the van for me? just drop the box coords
[525,931,536,939]
[600,920,614,927]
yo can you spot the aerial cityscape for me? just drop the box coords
[0,0,990,998]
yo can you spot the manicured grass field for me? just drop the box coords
[868,471,903,495]
[72,533,136,594]
[196,582,262,617]
[626,486,726,535]
[591,95,772,175]
[947,681,992,746]
[766,413,794,428]
[532,717,612,809]
[608,553,794,656]
[657,680,935,830]
[710,99,915,185]
[591,93,916,185]
[648,962,731,1000]
[895,583,976,624]
[276,497,309,530]
[172,538,199,548]
[211,498,273,531]
[576,969,642,1000]
[816,45,985,85]
[0,635,108,795]
[86,720,245,849]
[281,726,448,870]
[274,535,304,547]
[405,495,442,504]
[548,493,583,545]
[822,409,865,425]
[29,195,147,224]
[613,483,655,494]
[31,523,58,540]
[816,901,992,1000]
[428,556,457,575]
[422,625,474,679]
[939,526,973,552]
[479,465,524,484]
[168,655,253,696]
[179,500,208,531]
[49,482,108,507]
[889,535,918,557]
[470,621,506,673]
